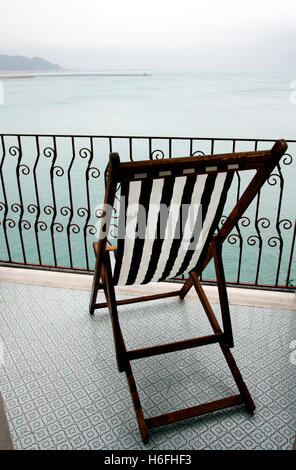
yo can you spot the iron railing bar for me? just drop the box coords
[252,140,263,286]
[0,136,12,262]
[129,137,133,161]
[233,139,243,285]
[108,136,113,153]
[32,136,42,265]
[48,136,59,266]
[285,219,296,288]
[66,137,76,269]
[14,135,27,264]
[272,164,284,287]
[83,137,94,271]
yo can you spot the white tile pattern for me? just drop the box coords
[0,281,295,450]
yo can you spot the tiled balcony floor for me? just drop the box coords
[0,281,295,450]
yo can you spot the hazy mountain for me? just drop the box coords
[0,55,62,71]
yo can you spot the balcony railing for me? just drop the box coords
[0,133,295,291]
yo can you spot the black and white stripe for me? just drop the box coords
[112,172,233,286]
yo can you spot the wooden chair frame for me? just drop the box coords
[89,140,287,443]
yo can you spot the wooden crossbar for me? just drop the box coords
[116,148,279,182]
[126,333,224,361]
[94,289,180,310]
[146,394,244,429]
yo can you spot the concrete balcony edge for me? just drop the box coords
[0,266,295,311]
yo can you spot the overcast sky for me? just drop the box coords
[1,0,295,70]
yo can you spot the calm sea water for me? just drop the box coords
[1,70,296,138]
[0,70,295,285]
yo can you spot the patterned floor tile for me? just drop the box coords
[0,281,295,450]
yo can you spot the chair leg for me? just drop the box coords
[103,253,127,373]
[220,344,255,413]
[179,276,193,299]
[89,277,100,315]
[99,256,150,442]
[89,242,111,315]
[89,260,104,316]
[125,363,150,443]
[213,235,234,348]
[190,272,255,413]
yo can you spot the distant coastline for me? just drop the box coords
[0,72,151,80]
[0,55,151,79]
[0,54,61,72]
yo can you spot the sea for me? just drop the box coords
[0,70,295,286]
[1,69,296,138]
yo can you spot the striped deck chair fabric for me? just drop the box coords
[113,172,233,286]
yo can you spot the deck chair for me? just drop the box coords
[89,139,287,443]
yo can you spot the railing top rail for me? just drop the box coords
[0,132,295,143]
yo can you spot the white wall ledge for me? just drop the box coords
[0,266,295,311]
